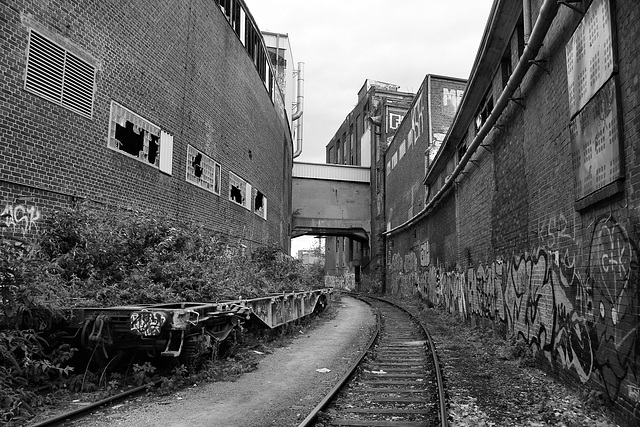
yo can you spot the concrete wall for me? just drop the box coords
[292,177,370,236]
[384,0,640,424]
[0,0,293,252]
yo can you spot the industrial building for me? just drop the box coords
[323,80,414,284]
[323,77,465,288]
[0,0,301,252]
[383,0,639,423]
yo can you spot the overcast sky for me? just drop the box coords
[241,0,496,254]
[244,0,495,165]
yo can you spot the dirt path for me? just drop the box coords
[71,296,374,427]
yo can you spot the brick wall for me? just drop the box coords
[383,1,640,423]
[0,0,293,251]
[385,75,466,230]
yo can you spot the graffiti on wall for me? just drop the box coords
[325,273,355,291]
[443,88,464,117]
[411,92,424,143]
[1,203,42,235]
[387,214,639,404]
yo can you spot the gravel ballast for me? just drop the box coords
[29,293,621,427]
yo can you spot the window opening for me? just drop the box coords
[115,121,145,158]
[475,95,494,132]
[458,142,468,162]
[193,153,203,177]
[186,145,220,194]
[516,15,525,58]
[255,191,264,210]
[253,188,267,219]
[108,101,172,170]
[229,172,251,210]
[230,186,242,203]
[501,44,512,89]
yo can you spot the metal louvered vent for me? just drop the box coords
[24,30,96,118]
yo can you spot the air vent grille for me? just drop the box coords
[24,30,95,118]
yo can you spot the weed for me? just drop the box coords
[1,202,327,423]
[132,362,156,387]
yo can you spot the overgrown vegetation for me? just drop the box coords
[0,202,325,424]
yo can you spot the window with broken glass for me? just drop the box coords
[229,171,251,210]
[253,187,267,220]
[107,101,162,167]
[186,145,221,195]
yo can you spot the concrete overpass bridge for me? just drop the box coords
[291,162,370,243]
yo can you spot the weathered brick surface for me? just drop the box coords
[383,1,640,424]
[0,0,292,251]
[385,75,465,230]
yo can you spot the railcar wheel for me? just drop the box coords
[179,332,213,366]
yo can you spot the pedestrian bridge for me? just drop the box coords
[291,162,370,242]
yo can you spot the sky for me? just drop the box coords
[242,0,496,253]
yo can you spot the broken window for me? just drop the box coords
[108,101,173,172]
[501,44,512,89]
[474,95,494,133]
[186,145,220,194]
[253,188,267,219]
[229,172,251,210]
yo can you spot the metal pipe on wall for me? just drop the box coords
[292,62,304,159]
[523,0,532,43]
[384,0,560,236]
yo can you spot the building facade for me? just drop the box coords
[297,248,322,265]
[383,74,466,291]
[1,0,296,252]
[324,80,414,284]
[383,0,639,423]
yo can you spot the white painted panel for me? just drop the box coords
[292,162,369,183]
[159,131,173,175]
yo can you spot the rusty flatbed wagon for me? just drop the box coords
[67,288,333,362]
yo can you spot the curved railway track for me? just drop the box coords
[27,293,447,427]
[300,294,448,427]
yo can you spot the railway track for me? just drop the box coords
[27,293,446,427]
[300,294,447,427]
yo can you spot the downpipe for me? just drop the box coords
[292,62,305,159]
[384,0,560,236]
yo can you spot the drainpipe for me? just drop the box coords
[292,62,304,159]
[384,0,559,237]
[425,74,433,176]
[523,0,532,43]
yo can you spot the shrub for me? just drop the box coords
[1,202,325,422]
[35,202,319,305]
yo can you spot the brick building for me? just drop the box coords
[383,74,466,291]
[324,80,413,284]
[1,0,297,252]
[383,0,639,423]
